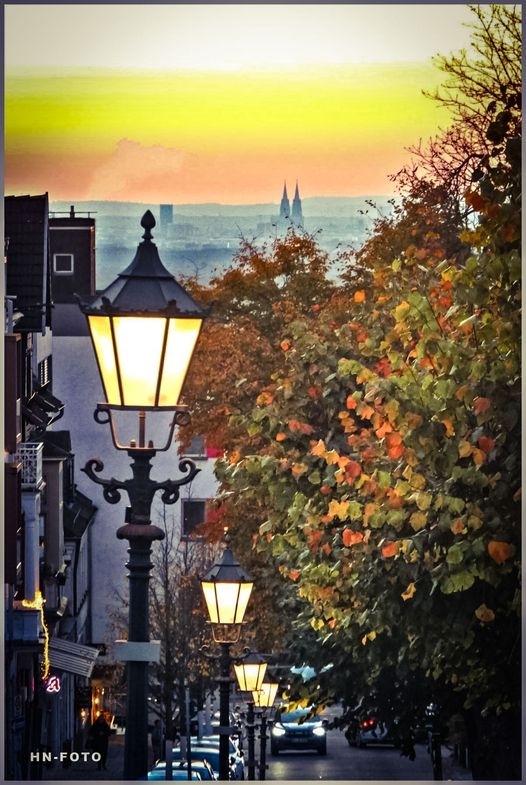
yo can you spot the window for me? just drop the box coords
[181,499,207,539]
[184,435,207,459]
[38,356,51,387]
[53,253,74,274]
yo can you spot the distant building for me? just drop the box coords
[4,194,98,779]
[49,205,96,304]
[275,181,304,233]
[160,204,174,231]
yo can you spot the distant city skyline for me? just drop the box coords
[5,4,477,204]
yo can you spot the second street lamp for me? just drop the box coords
[200,536,254,781]
[234,653,268,780]
[78,211,207,780]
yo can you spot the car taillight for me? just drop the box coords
[362,718,375,729]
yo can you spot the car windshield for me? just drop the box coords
[279,709,314,723]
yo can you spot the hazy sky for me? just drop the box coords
[4,3,478,204]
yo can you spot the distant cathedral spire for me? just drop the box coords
[276,181,304,234]
[279,181,290,221]
[291,181,304,228]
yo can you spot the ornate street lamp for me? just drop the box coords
[252,682,279,780]
[234,653,268,780]
[200,536,254,780]
[78,211,207,780]
[252,682,279,709]
[234,652,267,694]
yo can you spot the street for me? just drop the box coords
[265,728,435,781]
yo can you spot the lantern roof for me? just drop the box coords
[202,538,253,585]
[78,211,208,318]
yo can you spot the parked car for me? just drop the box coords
[149,759,215,780]
[346,716,397,748]
[182,747,240,781]
[147,764,202,780]
[192,738,244,779]
[172,745,241,780]
[270,706,327,755]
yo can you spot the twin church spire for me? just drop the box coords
[279,180,304,229]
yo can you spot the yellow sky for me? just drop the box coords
[4,4,477,203]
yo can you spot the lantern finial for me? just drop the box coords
[140,210,156,241]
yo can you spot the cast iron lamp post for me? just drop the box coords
[234,653,267,780]
[252,682,279,780]
[200,536,254,781]
[78,211,207,780]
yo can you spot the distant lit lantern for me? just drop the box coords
[234,652,267,693]
[252,681,279,708]
[79,210,206,412]
[200,536,254,643]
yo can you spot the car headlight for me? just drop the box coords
[313,726,326,737]
[272,724,286,737]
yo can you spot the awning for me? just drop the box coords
[49,638,99,677]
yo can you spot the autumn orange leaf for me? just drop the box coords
[487,540,514,565]
[475,603,495,623]
[344,459,362,481]
[346,394,357,410]
[288,418,315,435]
[307,529,323,552]
[450,517,466,535]
[275,432,287,442]
[381,541,399,558]
[342,529,364,547]
[401,582,416,601]
[357,402,375,420]
[375,420,393,439]
[386,489,403,509]
[280,339,292,351]
[477,435,495,454]
[441,418,455,437]
[354,290,366,303]
[310,439,326,457]
[386,431,404,459]
[256,390,273,406]
[289,569,301,582]
[473,396,491,415]
[291,463,308,478]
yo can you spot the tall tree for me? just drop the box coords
[148,505,220,738]
[211,4,521,778]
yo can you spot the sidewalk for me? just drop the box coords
[440,745,472,781]
[40,734,145,782]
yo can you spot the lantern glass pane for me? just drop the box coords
[159,318,203,407]
[252,682,279,708]
[88,315,121,404]
[112,316,166,407]
[201,581,220,623]
[234,661,267,692]
[202,580,253,624]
